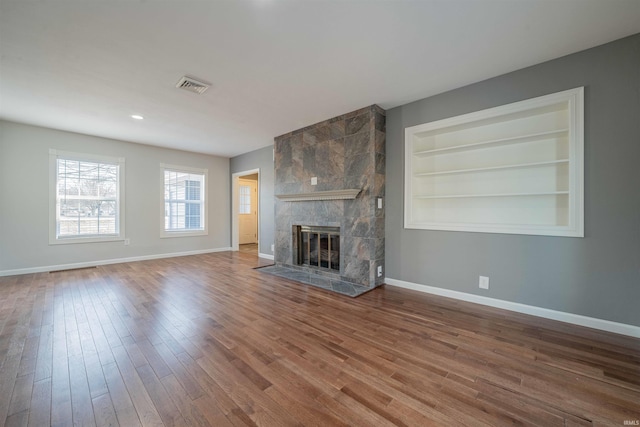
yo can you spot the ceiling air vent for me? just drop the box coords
[175,76,210,95]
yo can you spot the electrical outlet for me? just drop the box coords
[479,275,489,289]
[377,197,383,209]
[124,238,130,246]
[271,244,275,252]
[377,265,383,277]
[311,177,318,185]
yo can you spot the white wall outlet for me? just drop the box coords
[124,238,130,246]
[271,244,275,252]
[479,275,489,289]
[377,265,383,277]
[311,177,317,185]
[377,197,383,209]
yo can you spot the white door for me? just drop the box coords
[238,178,258,244]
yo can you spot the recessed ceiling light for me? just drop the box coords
[131,114,144,120]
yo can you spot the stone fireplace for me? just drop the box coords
[274,105,385,289]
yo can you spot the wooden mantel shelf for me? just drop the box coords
[275,189,361,202]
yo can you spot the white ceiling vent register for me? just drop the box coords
[175,76,210,95]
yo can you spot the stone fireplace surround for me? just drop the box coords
[273,105,385,290]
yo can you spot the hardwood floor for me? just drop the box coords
[239,244,259,255]
[0,251,638,426]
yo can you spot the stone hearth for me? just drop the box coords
[274,105,385,289]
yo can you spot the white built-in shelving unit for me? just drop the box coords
[404,87,584,237]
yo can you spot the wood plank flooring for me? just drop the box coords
[0,251,638,426]
[239,244,258,255]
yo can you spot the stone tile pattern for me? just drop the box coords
[274,105,385,288]
[257,265,372,298]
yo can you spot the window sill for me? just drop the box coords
[49,236,124,245]
[160,230,208,239]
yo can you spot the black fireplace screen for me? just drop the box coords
[295,225,340,271]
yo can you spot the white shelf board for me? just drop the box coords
[413,129,568,157]
[414,191,569,200]
[414,159,569,177]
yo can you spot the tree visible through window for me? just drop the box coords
[53,154,122,241]
[163,167,206,234]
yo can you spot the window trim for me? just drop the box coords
[160,163,208,238]
[49,149,126,245]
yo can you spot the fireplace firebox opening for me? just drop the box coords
[295,225,340,272]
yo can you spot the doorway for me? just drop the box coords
[232,169,259,255]
[239,174,258,246]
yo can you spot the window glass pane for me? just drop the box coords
[239,185,251,214]
[163,169,205,232]
[55,157,120,239]
[186,180,200,201]
[101,164,117,181]
[58,218,80,237]
[101,201,116,217]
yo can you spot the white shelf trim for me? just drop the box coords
[276,189,360,202]
[414,159,569,177]
[414,191,569,199]
[413,129,568,157]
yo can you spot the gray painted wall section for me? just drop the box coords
[230,145,275,256]
[385,34,640,326]
[0,121,230,273]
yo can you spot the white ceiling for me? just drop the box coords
[1,1,640,158]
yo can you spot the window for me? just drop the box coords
[49,150,125,244]
[239,185,251,214]
[162,164,207,237]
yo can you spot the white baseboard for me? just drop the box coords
[0,247,232,277]
[258,253,274,261]
[385,277,640,338]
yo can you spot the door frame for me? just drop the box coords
[231,168,260,252]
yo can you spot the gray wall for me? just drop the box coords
[0,121,230,273]
[230,145,275,257]
[386,34,640,326]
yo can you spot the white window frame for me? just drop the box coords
[49,149,126,245]
[160,163,208,238]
